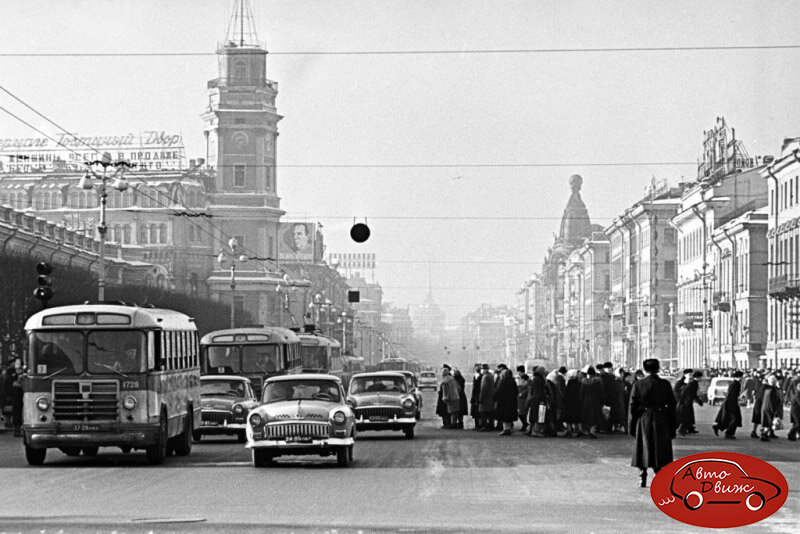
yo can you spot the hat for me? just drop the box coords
[603,362,613,369]
[516,365,525,373]
[442,364,452,370]
[586,366,597,376]
[497,363,508,370]
[643,358,660,373]
[692,371,703,379]
[732,370,744,378]
[558,366,568,374]
[683,368,693,375]
[481,363,490,370]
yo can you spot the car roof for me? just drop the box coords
[265,373,342,383]
[200,375,252,383]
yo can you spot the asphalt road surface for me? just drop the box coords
[0,390,797,533]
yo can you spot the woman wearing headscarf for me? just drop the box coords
[452,368,468,429]
[760,375,784,442]
[516,366,532,432]
[563,369,583,437]
[527,366,548,437]
[493,364,518,435]
[580,366,604,438]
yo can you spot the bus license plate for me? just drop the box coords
[73,424,100,431]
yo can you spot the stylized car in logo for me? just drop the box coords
[669,459,782,512]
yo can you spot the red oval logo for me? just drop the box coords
[651,452,788,528]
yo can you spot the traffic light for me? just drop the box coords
[33,262,53,307]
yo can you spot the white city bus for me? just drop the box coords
[22,303,201,465]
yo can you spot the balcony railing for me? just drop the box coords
[769,275,800,300]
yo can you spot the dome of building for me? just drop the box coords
[557,174,592,248]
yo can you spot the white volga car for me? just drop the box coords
[245,374,356,467]
[347,372,418,439]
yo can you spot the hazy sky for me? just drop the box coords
[1,0,799,326]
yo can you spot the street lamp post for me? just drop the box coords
[81,152,131,301]
[668,302,675,372]
[604,300,614,365]
[217,237,247,328]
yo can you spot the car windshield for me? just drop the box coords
[301,346,328,370]
[242,345,280,373]
[263,380,341,403]
[201,379,248,397]
[350,376,408,394]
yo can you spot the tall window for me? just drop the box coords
[138,224,148,244]
[234,165,245,187]
[159,224,168,244]
[124,225,132,244]
[149,224,158,244]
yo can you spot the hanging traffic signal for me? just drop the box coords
[33,262,54,306]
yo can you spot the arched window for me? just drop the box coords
[149,224,158,244]
[123,224,132,244]
[34,193,42,209]
[42,192,50,210]
[233,60,247,80]
[138,224,148,244]
[0,193,7,206]
[51,191,60,208]
[159,223,168,244]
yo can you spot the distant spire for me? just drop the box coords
[224,0,260,48]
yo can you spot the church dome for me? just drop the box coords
[558,174,592,248]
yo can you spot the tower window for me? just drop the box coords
[234,60,247,80]
[234,165,245,187]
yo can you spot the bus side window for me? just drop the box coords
[167,332,174,370]
[180,331,186,369]
[157,332,166,370]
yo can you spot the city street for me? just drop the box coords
[0,390,797,533]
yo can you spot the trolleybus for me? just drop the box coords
[22,303,200,465]
[200,327,302,397]
[297,331,345,382]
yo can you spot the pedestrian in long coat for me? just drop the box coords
[477,365,495,431]
[563,370,582,436]
[470,364,482,428]
[440,368,461,429]
[742,372,757,408]
[629,358,677,488]
[493,365,518,435]
[543,376,559,436]
[788,382,800,441]
[760,375,784,442]
[453,369,468,429]
[580,366,604,437]
[713,371,743,439]
[677,371,704,435]
[673,370,690,402]
[516,366,531,432]
[599,363,616,432]
[751,375,766,437]
[547,368,566,430]
[611,369,628,433]
[527,367,548,436]
[436,365,453,428]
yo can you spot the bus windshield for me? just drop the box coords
[207,345,239,372]
[29,330,146,375]
[379,361,405,371]
[301,346,327,370]
[242,345,280,373]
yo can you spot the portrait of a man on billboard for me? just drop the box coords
[279,222,315,260]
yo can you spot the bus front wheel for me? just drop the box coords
[25,445,46,466]
[146,412,168,465]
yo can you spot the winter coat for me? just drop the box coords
[751,381,766,425]
[563,377,582,424]
[600,372,615,406]
[677,380,703,428]
[673,377,686,403]
[478,372,495,413]
[453,372,469,416]
[761,385,783,426]
[629,374,677,470]
[610,377,627,426]
[579,376,605,428]
[714,379,742,430]
[440,375,461,414]
[547,370,566,421]
[493,369,519,423]
[516,374,531,416]
[470,373,482,416]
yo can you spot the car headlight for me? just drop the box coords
[249,413,263,427]
[333,411,346,424]
[403,398,415,410]
[35,397,50,411]
[233,404,244,414]
[122,396,137,410]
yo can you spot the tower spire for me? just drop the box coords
[224,0,260,48]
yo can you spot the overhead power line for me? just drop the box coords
[1,44,799,57]
[213,162,696,168]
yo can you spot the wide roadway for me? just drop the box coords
[0,389,797,533]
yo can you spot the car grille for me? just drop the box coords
[264,422,330,439]
[53,380,119,422]
[202,411,232,425]
[355,406,402,419]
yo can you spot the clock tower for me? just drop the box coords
[202,0,287,326]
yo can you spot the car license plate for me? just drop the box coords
[369,416,388,422]
[73,424,100,432]
[202,421,218,426]
[286,436,312,443]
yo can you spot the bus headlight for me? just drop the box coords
[36,397,50,411]
[122,396,137,410]
[402,399,415,410]
[249,413,263,427]
[333,411,346,424]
